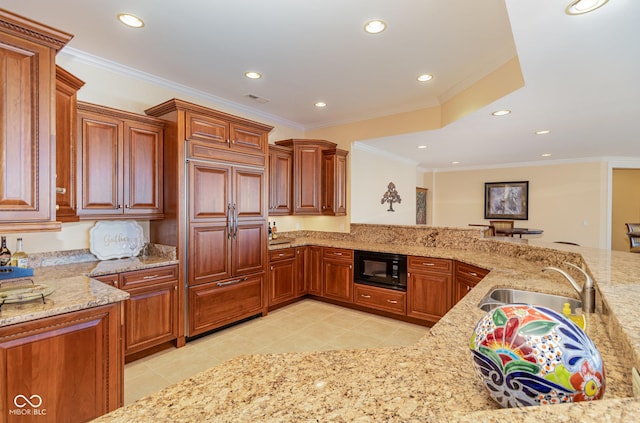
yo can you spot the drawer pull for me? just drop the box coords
[466,286,472,292]
[216,277,248,287]
[360,294,372,299]
[278,253,286,257]
[333,252,343,256]
[143,275,160,280]
[423,262,435,266]
[469,272,478,277]
[386,299,398,304]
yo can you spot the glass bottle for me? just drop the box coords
[0,236,11,267]
[11,238,29,268]
[272,221,278,239]
[268,221,272,241]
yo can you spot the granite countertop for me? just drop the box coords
[94,233,640,422]
[0,249,178,328]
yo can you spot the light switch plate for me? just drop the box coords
[633,367,640,398]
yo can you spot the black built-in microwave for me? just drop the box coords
[353,250,407,291]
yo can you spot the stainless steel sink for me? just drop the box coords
[478,288,582,313]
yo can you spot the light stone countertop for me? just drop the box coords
[0,251,177,328]
[93,230,640,422]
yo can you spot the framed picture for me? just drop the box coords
[416,187,428,224]
[484,181,528,220]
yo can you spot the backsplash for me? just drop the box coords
[28,243,177,268]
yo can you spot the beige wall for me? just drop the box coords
[433,161,608,248]
[611,168,640,251]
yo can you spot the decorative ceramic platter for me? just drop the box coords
[0,283,55,304]
[90,221,144,260]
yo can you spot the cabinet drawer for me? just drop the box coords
[186,111,228,145]
[354,284,406,315]
[269,248,296,262]
[93,273,119,287]
[408,256,452,273]
[455,261,489,283]
[120,265,178,289]
[323,247,353,260]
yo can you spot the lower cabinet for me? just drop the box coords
[322,247,353,303]
[0,303,123,422]
[307,246,323,296]
[406,256,453,323]
[295,247,307,297]
[93,265,178,358]
[354,284,406,315]
[268,248,297,306]
[188,273,265,337]
[453,261,490,304]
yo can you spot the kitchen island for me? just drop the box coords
[93,226,640,422]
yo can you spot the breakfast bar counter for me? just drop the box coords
[93,228,640,422]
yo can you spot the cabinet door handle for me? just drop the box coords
[227,203,233,239]
[216,276,248,287]
[117,204,122,209]
[386,299,398,304]
[233,203,238,239]
[270,266,274,270]
[125,204,130,208]
[56,187,66,194]
[466,286,472,292]
[360,294,371,299]
[143,275,159,280]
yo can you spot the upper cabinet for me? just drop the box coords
[76,102,164,219]
[268,144,293,216]
[273,139,348,216]
[55,66,85,222]
[0,10,72,232]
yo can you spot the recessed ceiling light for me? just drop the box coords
[244,71,262,79]
[535,130,551,135]
[491,110,511,116]
[541,153,552,157]
[315,102,327,108]
[364,20,387,34]
[417,145,427,149]
[117,13,144,28]
[417,74,433,82]
[565,0,609,15]
[452,161,460,165]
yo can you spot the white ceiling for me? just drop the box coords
[3,0,639,170]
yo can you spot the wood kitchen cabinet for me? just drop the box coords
[407,256,453,323]
[354,284,406,316]
[146,98,273,339]
[295,247,307,297]
[0,303,123,422]
[453,261,489,305]
[322,247,354,303]
[55,66,85,222]
[274,139,346,215]
[76,102,164,219]
[0,11,72,232]
[307,246,323,296]
[268,145,293,215]
[268,248,297,306]
[93,265,179,360]
[322,148,349,216]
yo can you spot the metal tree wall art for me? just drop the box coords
[381,182,402,212]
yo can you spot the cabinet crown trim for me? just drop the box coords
[0,9,73,50]
[78,101,166,126]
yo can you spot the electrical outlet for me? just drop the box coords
[633,367,640,398]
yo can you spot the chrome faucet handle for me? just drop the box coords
[564,262,593,289]
[541,266,582,293]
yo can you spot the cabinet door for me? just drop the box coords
[189,161,230,222]
[295,247,307,297]
[232,221,266,276]
[453,261,489,304]
[55,66,84,222]
[323,258,353,303]
[307,246,323,296]
[233,167,266,220]
[185,111,229,147]
[230,122,267,155]
[293,145,322,214]
[77,111,123,215]
[0,32,56,225]
[188,273,264,337]
[268,256,296,306]
[407,271,452,322]
[322,149,348,216]
[268,146,292,215]
[0,304,122,421]
[189,222,231,285]
[124,121,163,215]
[125,280,178,355]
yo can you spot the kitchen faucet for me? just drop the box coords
[542,262,595,313]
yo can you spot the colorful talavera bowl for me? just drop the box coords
[469,304,605,408]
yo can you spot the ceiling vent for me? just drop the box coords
[244,93,269,104]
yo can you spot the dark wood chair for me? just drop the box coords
[490,220,514,237]
[626,223,640,253]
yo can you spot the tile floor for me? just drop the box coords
[124,299,429,405]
